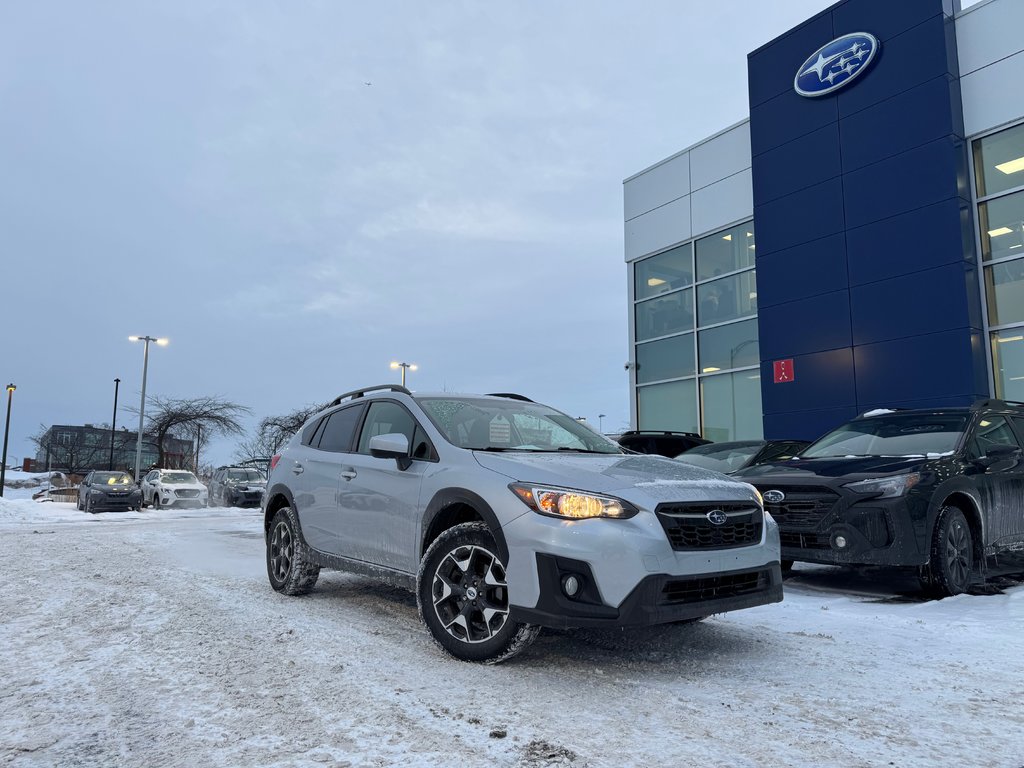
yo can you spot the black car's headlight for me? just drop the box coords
[844,473,921,498]
[509,483,638,520]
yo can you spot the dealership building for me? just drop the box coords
[623,0,1024,443]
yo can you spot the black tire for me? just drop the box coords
[922,505,973,597]
[416,521,540,664]
[85,495,96,514]
[267,507,320,595]
[77,494,84,511]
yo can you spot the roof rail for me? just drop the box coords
[329,384,412,407]
[485,392,534,402]
[972,398,1024,410]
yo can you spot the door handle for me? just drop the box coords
[340,468,357,481]
[292,462,304,475]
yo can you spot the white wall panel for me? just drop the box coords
[689,121,751,191]
[956,0,1024,76]
[961,51,1024,136]
[623,152,690,221]
[624,194,691,262]
[690,169,753,239]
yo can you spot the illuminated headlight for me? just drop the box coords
[844,473,921,498]
[509,483,638,520]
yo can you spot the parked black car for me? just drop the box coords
[736,400,1024,596]
[209,465,267,507]
[77,471,142,513]
[675,439,809,474]
[614,430,710,457]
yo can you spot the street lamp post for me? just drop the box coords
[0,384,15,498]
[599,414,607,433]
[389,361,418,388]
[129,336,168,480]
[109,378,121,470]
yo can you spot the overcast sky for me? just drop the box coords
[2,0,888,467]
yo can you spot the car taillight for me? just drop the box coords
[270,454,281,471]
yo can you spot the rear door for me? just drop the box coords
[336,400,432,572]
[967,414,1024,548]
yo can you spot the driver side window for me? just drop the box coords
[969,415,1020,458]
[357,401,418,456]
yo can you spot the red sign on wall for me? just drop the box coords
[773,359,795,384]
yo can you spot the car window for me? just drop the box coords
[411,424,436,460]
[803,414,968,458]
[358,401,418,455]
[969,415,1021,457]
[162,472,199,484]
[759,441,806,463]
[317,404,365,453]
[302,416,327,447]
[676,442,762,472]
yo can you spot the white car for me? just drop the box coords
[141,469,209,509]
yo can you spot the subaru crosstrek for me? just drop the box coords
[737,400,1024,596]
[263,385,783,663]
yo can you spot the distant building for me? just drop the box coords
[33,425,194,476]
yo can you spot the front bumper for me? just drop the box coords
[225,488,264,507]
[89,494,141,511]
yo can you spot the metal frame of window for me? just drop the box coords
[632,219,758,436]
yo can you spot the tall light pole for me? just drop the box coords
[599,414,607,433]
[390,361,417,387]
[0,384,15,498]
[109,377,121,470]
[129,336,168,480]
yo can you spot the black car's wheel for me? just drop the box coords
[77,494,84,511]
[85,494,95,514]
[922,505,973,597]
[416,521,539,664]
[267,507,320,595]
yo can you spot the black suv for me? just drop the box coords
[614,430,709,458]
[736,400,1024,596]
[209,465,267,508]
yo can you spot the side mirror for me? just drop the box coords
[369,433,412,470]
[979,443,1022,467]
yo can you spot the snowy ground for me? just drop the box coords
[2,497,1023,768]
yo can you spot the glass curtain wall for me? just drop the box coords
[973,122,1024,401]
[633,222,763,441]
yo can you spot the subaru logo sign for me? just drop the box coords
[763,490,785,504]
[706,509,728,526]
[794,32,879,98]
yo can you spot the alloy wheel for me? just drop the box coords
[944,518,971,591]
[431,544,509,644]
[270,521,294,582]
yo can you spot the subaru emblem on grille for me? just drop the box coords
[706,509,728,526]
[763,490,785,504]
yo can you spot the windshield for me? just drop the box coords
[227,470,264,482]
[675,442,763,473]
[162,472,199,484]
[418,397,623,453]
[93,472,133,485]
[802,413,968,458]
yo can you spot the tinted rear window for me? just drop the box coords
[318,404,365,452]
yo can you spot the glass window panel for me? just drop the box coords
[974,123,1024,198]
[985,259,1024,326]
[634,288,694,341]
[978,190,1024,262]
[698,318,759,372]
[700,372,764,442]
[992,329,1024,402]
[637,379,698,433]
[635,333,695,384]
[695,222,755,281]
[634,243,693,300]
[697,270,757,326]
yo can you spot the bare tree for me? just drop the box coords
[235,402,327,464]
[133,396,252,469]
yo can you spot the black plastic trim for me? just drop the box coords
[420,488,509,563]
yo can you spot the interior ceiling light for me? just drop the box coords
[988,227,1014,237]
[996,335,1024,343]
[702,366,721,373]
[722,234,732,241]
[647,278,666,286]
[995,157,1024,175]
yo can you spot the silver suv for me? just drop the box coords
[263,385,783,663]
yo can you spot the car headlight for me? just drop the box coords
[843,473,921,498]
[509,483,638,520]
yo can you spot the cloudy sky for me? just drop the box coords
[1,0,876,467]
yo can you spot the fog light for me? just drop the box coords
[834,535,848,550]
[562,575,581,597]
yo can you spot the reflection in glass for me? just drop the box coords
[697,271,757,327]
[700,372,764,442]
[635,288,694,341]
[992,329,1024,402]
[637,379,698,432]
[634,243,693,301]
[985,260,1024,326]
[636,333,695,384]
[979,190,1024,262]
[974,122,1024,198]
[698,318,759,372]
[696,222,755,281]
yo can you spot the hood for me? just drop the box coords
[473,451,760,507]
[736,454,942,483]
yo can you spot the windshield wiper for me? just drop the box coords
[555,447,612,454]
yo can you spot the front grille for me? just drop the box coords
[780,531,832,550]
[757,485,839,529]
[175,489,201,499]
[656,503,763,550]
[662,569,770,605]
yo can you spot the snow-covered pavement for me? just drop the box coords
[2,498,1023,767]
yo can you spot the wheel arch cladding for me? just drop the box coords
[421,488,509,564]
[940,492,984,563]
[264,486,296,537]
